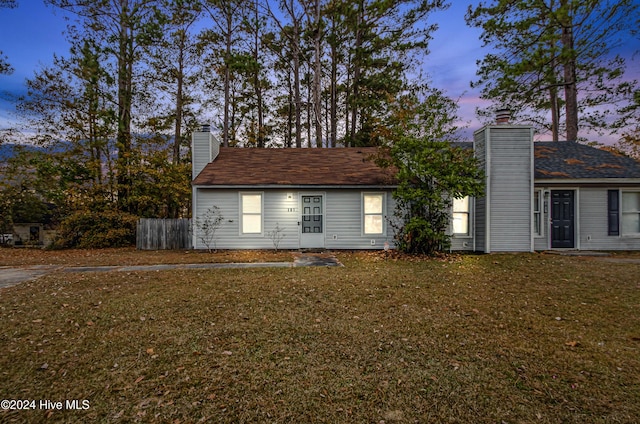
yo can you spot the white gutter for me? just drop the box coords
[535,178,640,185]
[484,127,491,253]
[530,127,535,252]
[191,184,399,190]
[191,186,197,249]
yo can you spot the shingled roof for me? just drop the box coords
[192,142,640,187]
[192,147,398,186]
[534,142,640,179]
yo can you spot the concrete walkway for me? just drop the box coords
[0,254,343,290]
[0,265,60,288]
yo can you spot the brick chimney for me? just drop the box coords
[496,108,512,125]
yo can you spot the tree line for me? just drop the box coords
[0,0,638,252]
[1,0,452,247]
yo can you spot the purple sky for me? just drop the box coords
[0,1,637,144]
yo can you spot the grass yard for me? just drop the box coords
[0,249,639,423]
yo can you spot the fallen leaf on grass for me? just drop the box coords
[383,410,404,421]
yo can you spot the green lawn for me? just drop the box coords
[1,250,639,423]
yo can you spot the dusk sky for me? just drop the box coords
[0,1,638,144]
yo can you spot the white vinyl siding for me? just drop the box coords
[474,126,534,252]
[193,189,396,250]
[191,132,220,179]
[241,193,263,234]
[363,193,384,235]
[535,187,640,251]
[324,190,393,249]
[622,191,640,235]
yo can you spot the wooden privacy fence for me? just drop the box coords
[136,218,192,250]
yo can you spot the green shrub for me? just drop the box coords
[54,210,138,248]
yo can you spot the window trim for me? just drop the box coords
[608,189,620,236]
[362,192,386,236]
[239,192,263,236]
[621,190,640,237]
[534,189,544,238]
[452,196,472,238]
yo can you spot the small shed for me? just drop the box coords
[12,223,44,246]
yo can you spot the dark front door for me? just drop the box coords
[551,190,575,248]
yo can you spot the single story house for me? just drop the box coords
[191,121,640,252]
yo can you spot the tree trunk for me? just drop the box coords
[313,0,322,147]
[550,85,559,141]
[286,67,293,148]
[174,30,184,163]
[307,76,312,147]
[560,2,578,141]
[117,0,133,212]
[330,22,338,148]
[292,14,302,148]
[547,10,560,142]
[251,0,265,148]
[349,1,363,145]
[222,9,232,147]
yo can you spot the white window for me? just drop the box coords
[534,190,543,237]
[363,193,384,235]
[622,192,640,235]
[452,196,470,236]
[241,193,262,234]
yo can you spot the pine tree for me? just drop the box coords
[202,0,248,147]
[467,0,639,141]
[46,0,165,211]
[143,0,204,163]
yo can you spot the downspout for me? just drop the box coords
[575,189,580,250]
[485,127,491,253]
[530,127,535,252]
[192,186,197,249]
[471,138,477,253]
[472,196,476,252]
